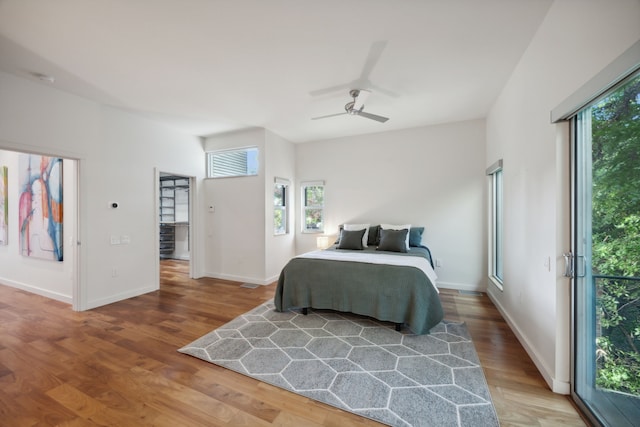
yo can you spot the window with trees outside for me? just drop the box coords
[565,68,640,427]
[301,181,324,233]
[487,160,503,288]
[274,178,289,235]
[586,72,640,397]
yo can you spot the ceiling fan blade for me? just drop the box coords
[309,40,389,97]
[309,83,352,97]
[356,110,389,123]
[359,40,387,81]
[351,89,371,111]
[311,112,348,120]
[368,82,399,98]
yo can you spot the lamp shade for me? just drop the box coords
[316,236,329,249]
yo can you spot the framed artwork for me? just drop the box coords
[0,166,7,245]
[18,154,63,261]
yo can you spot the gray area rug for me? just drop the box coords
[179,302,499,427]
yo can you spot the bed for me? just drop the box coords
[274,224,443,334]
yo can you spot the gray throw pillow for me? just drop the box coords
[377,228,409,253]
[337,228,366,250]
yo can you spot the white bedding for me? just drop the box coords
[297,250,439,293]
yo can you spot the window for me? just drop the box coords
[487,160,503,288]
[274,178,289,235]
[301,181,324,233]
[207,147,258,178]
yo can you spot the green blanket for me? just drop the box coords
[274,247,443,334]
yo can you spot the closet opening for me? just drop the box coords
[159,173,191,265]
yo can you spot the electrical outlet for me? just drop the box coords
[436,258,443,268]
[111,268,118,277]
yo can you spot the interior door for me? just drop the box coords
[571,72,640,426]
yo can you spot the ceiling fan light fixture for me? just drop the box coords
[350,89,370,110]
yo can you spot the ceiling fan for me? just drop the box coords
[312,89,389,123]
[309,41,398,98]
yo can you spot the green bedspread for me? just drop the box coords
[274,246,444,334]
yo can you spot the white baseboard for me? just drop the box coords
[552,378,571,395]
[487,291,570,395]
[0,277,72,304]
[86,285,158,310]
[204,272,276,286]
[437,281,485,292]
[264,274,279,285]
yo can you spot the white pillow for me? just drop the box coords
[380,223,411,250]
[344,223,370,248]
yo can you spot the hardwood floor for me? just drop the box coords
[0,259,587,426]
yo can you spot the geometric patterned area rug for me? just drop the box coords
[179,302,499,427]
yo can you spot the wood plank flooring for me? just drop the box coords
[0,260,588,426]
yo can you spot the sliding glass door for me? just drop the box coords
[572,72,640,426]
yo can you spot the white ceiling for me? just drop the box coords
[0,0,553,143]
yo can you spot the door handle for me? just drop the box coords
[563,252,586,278]
[563,252,574,278]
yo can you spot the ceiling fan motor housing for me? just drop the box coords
[345,101,358,114]
[312,88,388,122]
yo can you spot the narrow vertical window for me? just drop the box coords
[301,181,324,233]
[274,178,289,235]
[487,160,503,288]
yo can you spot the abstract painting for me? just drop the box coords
[18,154,63,261]
[0,166,7,245]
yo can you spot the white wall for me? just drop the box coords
[0,71,205,309]
[264,130,296,281]
[203,128,296,285]
[486,0,640,393]
[85,107,205,308]
[295,119,487,291]
[203,128,267,284]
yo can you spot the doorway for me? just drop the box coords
[158,172,192,272]
[571,71,640,426]
[0,146,79,308]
